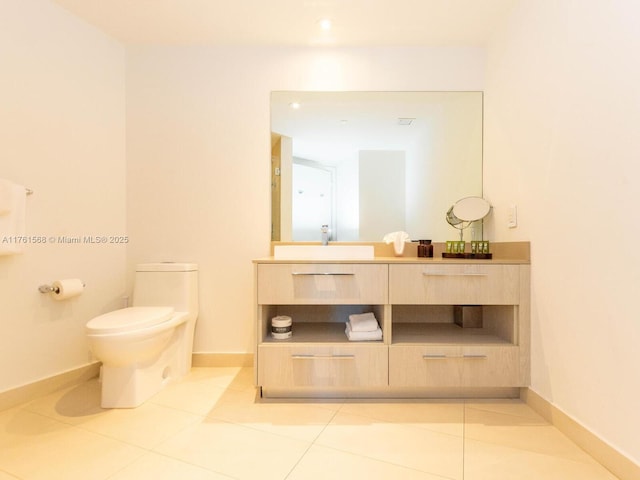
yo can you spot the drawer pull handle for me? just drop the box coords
[422,354,488,359]
[291,354,356,359]
[422,273,488,277]
[291,272,355,276]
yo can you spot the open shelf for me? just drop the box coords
[259,304,385,344]
[390,304,517,345]
[261,321,384,344]
[391,322,512,345]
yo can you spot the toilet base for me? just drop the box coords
[98,330,190,408]
[100,361,174,408]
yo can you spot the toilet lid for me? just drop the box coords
[86,306,174,334]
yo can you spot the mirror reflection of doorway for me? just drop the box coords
[292,160,335,241]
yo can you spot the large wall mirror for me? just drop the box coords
[271,91,483,242]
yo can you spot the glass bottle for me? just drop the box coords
[418,240,433,258]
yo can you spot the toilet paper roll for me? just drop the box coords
[51,278,84,300]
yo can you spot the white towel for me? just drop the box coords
[347,312,379,332]
[0,181,26,256]
[345,322,382,341]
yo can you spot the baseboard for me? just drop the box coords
[261,386,520,399]
[521,388,640,480]
[0,362,101,412]
[191,352,254,368]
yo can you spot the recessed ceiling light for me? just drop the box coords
[289,102,301,109]
[319,19,332,31]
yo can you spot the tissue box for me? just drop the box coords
[454,306,483,328]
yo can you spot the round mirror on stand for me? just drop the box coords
[445,196,492,240]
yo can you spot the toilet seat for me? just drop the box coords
[86,306,175,335]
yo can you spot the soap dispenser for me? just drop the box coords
[321,225,329,245]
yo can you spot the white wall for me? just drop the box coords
[125,46,485,354]
[291,162,333,241]
[336,158,359,241]
[484,0,640,464]
[359,150,406,240]
[0,0,126,391]
[406,93,484,241]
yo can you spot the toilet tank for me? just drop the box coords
[132,263,198,315]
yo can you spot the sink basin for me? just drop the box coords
[273,245,374,260]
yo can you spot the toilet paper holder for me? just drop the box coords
[39,284,60,293]
[38,281,85,294]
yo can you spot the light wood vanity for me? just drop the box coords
[254,242,530,398]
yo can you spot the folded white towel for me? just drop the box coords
[347,312,379,332]
[345,322,382,341]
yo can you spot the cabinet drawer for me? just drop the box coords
[389,264,520,304]
[258,344,388,388]
[258,264,388,304]
[389,345,519,387]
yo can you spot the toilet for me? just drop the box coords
[86,262,198,408]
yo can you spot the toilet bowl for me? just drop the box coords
[85,263,198,408]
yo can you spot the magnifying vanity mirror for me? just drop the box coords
[271,91,483,242]
[446,196,492,240]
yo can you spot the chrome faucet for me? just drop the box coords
[321,225,329,245]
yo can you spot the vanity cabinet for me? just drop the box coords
[255,256,530,398]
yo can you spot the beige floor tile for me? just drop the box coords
[0,408,69,449]
[76,401,202,449]
[107,452,234,480]
[464,405,596,464]
[340,399,464,437]
[259,394,344,412]
[225,367,258,392]
[0,471,20,479]
[182,367,244,390]
[0,409,144,480]
[315,411,464,480]
[464,438,619,480]
[465,399,547,422]
[207,398,338,442]
[23,379,104,425]
[3,369,623,480]
[287,444,454,480]
[182,367,255,393]
[153,417,311,480]
[204,384,263,407]
[230,388,344,413]
[150,380,228,416]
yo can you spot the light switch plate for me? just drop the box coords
[508,205,518,228]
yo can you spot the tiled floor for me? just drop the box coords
[0,368,619,480]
